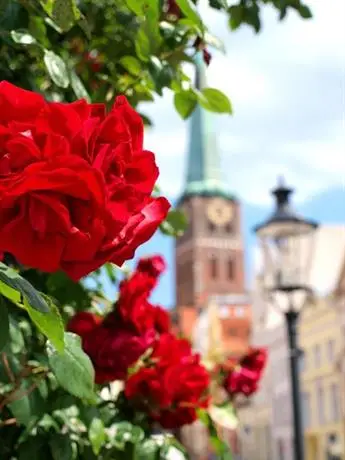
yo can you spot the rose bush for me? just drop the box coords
[68,256,171,383]
[125,333,210,429]
[0,82,170,281]
[68,256,210,430]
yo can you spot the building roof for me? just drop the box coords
[180,53,235,202]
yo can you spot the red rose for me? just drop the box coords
[240,347,267,374]
[124,367,171,409]
[86,326,155,384]
[68,311,155,384]
[137,255,166,279]
[67,311,102,338]
[223,347,267,398]
[0,82,170,280]
[125,334,209,429]
[116,256,169,334]
[151,333,192,367]
[165,0,181,18]
[151,305,171,334]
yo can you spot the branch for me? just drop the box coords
[0,371,48,412]
[1,353,15,383]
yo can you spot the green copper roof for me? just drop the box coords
[182,53,236,201]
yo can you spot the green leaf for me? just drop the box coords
[136,439,160,459]
[198,88,232,114]
[160,209,188,237]
[41,0,81,31]
[29,16,48,44]
[174,90,197,119]
[49,433,73,460]
[18,436,49,460]
[0,297,9,351]
[43,50,69,88]
[47,332,96,402]
[0,262,49,313]
[9,318,25,354]
[8,392,32,426]
[10,30,37,45]
[175,0,203,28]
[135,26,151,62]
[120,56,142,76]
[144,0,162,51]
[298,4,312,18]
[111,422,145,449]
[26,295,64,353]
[228,5,244,30]
[124,0,144,16]
[70,70,91,102]
[89,418,106,455]
[197,409,233,460]
[104,263,117,284]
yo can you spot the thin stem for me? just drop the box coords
[0,371,48,412]
[1,353,15,383]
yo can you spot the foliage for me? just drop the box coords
[0,0,312,124]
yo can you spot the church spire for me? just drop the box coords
[182,53,235,201]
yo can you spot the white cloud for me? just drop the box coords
[142,0,345,205]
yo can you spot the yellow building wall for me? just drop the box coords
[299,298,345,460]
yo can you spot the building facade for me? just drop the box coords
[300,297,344,460]
[239,225,345,460]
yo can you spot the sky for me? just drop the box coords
[106,0,345,307]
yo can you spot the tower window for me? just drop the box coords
[227,327,237,336]
[208,221,216,233]
[227,258,235,280]
[225,222,234,233]
[210,256,218,279]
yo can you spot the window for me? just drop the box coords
[301,391,311,428]
[234,306,245,317]
[227,327,237,336]
[327,339,335,362]
[208,221,216,233]
[225,222,234,233]
[316,380,325,425]
[330,383,341,422]
[210,257,218,279]
[313,344,321,368]
[227,258,235,280]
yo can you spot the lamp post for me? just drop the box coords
[254,178,318,460]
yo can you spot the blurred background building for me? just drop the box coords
[237,226,345,460]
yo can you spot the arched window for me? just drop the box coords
[225,222,234,233]
[210,256,218,279]
[227,258,235,280]
[208,221,216,233]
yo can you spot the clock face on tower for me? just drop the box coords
[206,198,233,226]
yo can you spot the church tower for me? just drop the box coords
[174,54,251,358]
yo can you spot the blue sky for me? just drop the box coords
[106,0,345,307]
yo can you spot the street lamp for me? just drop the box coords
[254,178,318,460]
